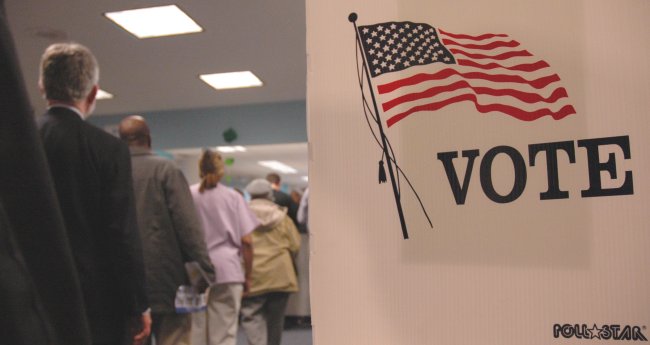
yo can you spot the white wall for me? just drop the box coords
[307,0,650,344]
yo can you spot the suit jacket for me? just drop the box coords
[38,107,148,344]
[272,189,299,228]
[0,201,53,345]
[129,147,215,313]
[0,1,90,343]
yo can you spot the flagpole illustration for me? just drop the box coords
[349,12,409,239]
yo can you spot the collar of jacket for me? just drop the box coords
[48,104,85,119]
[128,146,152,156]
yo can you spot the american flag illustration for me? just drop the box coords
[357,21,577,127]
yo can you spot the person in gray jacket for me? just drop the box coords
[119,115,215,345]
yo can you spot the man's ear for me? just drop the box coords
[38,79,45,98]
[86,85,98,104]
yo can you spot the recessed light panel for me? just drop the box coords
[105,5,202,39]
[216,146,247,153]
[200,71,263,90]
[258,161,297,174]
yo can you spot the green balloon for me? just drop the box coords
[223,128,238,143]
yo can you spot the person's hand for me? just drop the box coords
[196,277,210,294]
[243,278,251,297]
[132,312,152,345]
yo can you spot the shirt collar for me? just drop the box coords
[48,104,85,119]
[129,146,153,156]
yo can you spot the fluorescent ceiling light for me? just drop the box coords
[96,89,114,100]
[216,146,247,153]
[199,71,263,90]
[258,161,297,174]
[105,5,202,39]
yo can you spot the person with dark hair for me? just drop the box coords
[119,116,215,345]
[190,150,258,345]
[240,179,301,345]
[265,173,299,228]
[37,42,150,345]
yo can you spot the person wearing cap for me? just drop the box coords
[240,179,301,345]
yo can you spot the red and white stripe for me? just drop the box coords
[373,29,576,127]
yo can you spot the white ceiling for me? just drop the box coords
[5,0,306,117]
[5,0,308,188]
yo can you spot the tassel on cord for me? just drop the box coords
[378,160,387,184]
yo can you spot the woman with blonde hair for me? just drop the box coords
[190,149,258,345]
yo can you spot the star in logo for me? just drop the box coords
[588,324,602,339]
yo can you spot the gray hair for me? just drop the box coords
[39,43,99,102]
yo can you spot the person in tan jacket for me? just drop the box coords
[240,179,301,345]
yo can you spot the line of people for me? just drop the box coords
[185,149,302,345]
[1,16,305,345]
[118,116,304,345]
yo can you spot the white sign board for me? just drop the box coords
[307,0,650,343]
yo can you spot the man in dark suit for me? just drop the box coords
[266,173,299,226]
[1,3,90,344]
[37,42,150,345]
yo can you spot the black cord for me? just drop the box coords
[354,36,434,229]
